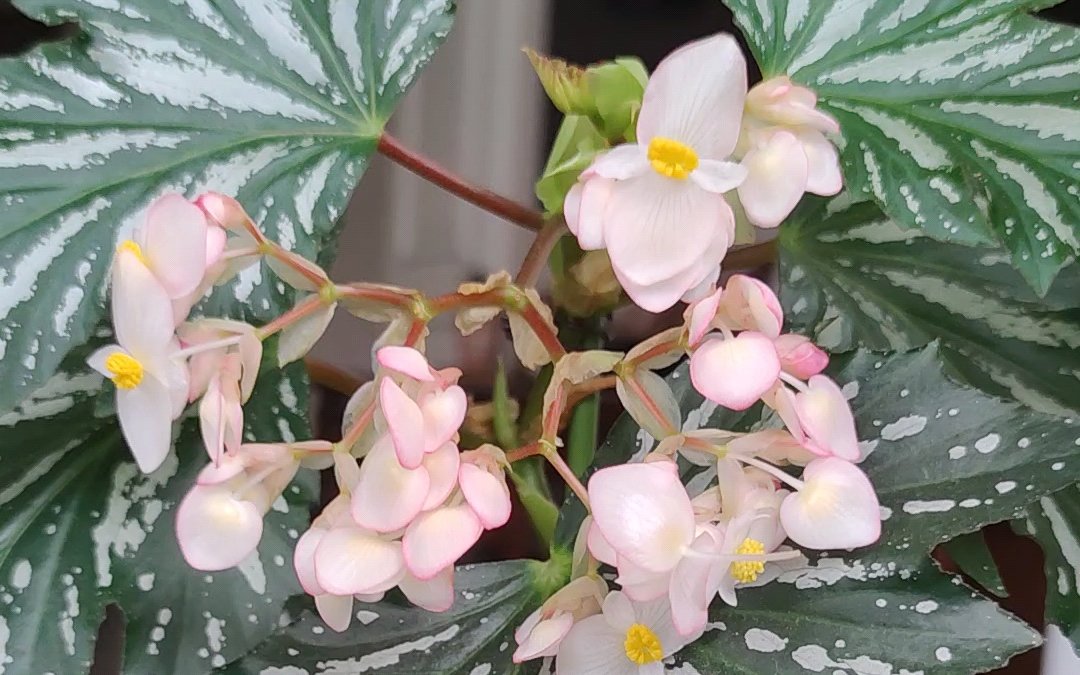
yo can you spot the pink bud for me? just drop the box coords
[379,377,426,469]
[780,457,881,550]
[196,192,255,235]
[775,334,829,379]
[684,286,723,347]
[690,332,781,410]
[176,484,264,571]
[377,345,436,382]
[458,462,512,530]
[716,275,784,338]
[794,375,861,461]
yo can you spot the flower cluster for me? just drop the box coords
[564,33,841,313]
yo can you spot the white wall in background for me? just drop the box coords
[310,0,552,378]
[1043,625,1080,674]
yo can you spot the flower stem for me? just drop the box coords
[518,300,567,362]
[734,454,805,491]
[255,294,325,340]
[377,133,545,232]
[541,439,590,509]
[516,216,567,287]
[340,398,377,452]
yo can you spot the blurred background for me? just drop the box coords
[3,0,1080,673]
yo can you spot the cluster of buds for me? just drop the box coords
[292,346,514,631]
[514,274,880,671]
[563,33,841,313]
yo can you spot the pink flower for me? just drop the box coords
[513,576,607,663]
[766,375,860,461]
[690,331,781,410]
[563,34,749,312]
[775,334,828,379]
[780,457,881,550]
[198,353,244,464]
[736,76,842,228]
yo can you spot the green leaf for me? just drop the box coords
[780,194,1080,414]
[0,0,455,413]
[724,0,1080,292]
[942,530,1008,598]
[587,57,647,140]
[0,348,317,675]
[225,560,543,675]
[1015,484,1080,648]
[535,115,606,215]
[677,559,1036,675]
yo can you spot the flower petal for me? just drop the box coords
[421,442,461,511]
[314,526,405,596]
[112,248,175,358]
[602,590,637,633]
[376,346,435,382]
[555,615,633,675]
[799,129,843,196]
[141,193,209,298]
[116,375,174,474]
[380,378,426,469]
[398,566,455,612]
[351,435,431,533]
[176,485,263,571]
[616,557,670,602]
[737,130,810,229]
[637,33,748,159]
[199,377,227,464]
[717,274,784,338]
[587,521,618,566]
[421,385,467,454]
[690,332,780,410]
[669,530,720,636]
[589,144,649,180]
[588,462,695,572]
[575,177,615,250]
[402,505,483,580]
[294,526,327,596]
[690,159,748,194]
[795,375,861,461]
[686,288,722,348]
[775,333,829,379]
[315,593,353,633]
[780,457,881,550]
[459,463,512,530]
[513,613,574,663]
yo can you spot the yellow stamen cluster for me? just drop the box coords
[105,352,144,390]
[730,538,766,583]
[624,623,664,665]
[116,239,148,266]
[647,137,698,180]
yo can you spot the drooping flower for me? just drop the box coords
[514,576,608,663]
[555,591,697,675]
[779,457,880,550]
[198,352,244,464]
[563,34,749,312]
[736,76,842,228]
[87,243,189,474]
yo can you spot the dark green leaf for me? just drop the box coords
[0,0,455,412]
[1015,484,1080,649]
[724,0,1080,292]
[0,348,317,675]
[942,530,1008,598]
[225,560,544,675]
[780,194,1080,414]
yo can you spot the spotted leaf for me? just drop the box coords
[726,0,1080,293]
[0,344,318,675]
[0,0,455,414]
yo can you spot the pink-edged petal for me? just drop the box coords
[555,615,631,675]
[780,457,881,550]
[775,334,829,379]
[575,177,614,250]
[564,182,584,234]
[799,129,843,196]
[513,613,574,663]
[669,531,720,636]
[379,378,426,469]
[690,332,780,410]
[398,566,455,612]
[199,378,227,464]
[421,385,467,454]
[719,274,784,338]
[421,442,461,511]
[604,172,726,287]
[682,266,721,305]
[111,248,175,357]
[376,346,435,382]
[764,383,806,444]
[686,288,722,347]
[350,435,431,533]
[690,159,748,194]
[589,144,649,180]
[314,526,405,596]
[795,375,860,461]
[294,527,328,595]
[616,557,670,602]
[116,375,174,473]
[176,485,263,571]
[141,193,209,298]
[459,463,511,530]
[637,33,748,158]
[402,505,483,580]
[588,462,695,573]
[587,522,618,566]
[315,593,353,632]
[737,131,810,229]
[205,225,227,267]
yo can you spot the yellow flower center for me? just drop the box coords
[731,538,766,583]
[116,239,148,266]
[624,623,663,665]
[647,137,698,180]
[105,352,144,390]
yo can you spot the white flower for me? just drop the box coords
[564,34,749,313]
[556,591,696,675]
[88,243,189,473]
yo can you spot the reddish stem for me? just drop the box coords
[340,399,377,451]
[506,442,542,463]
[378,134,545,232]
[622,372,680,437]
[337,283,418,309]
[627,337,684,369]
[255,294,325,340]
[515,216,567,287]
[519,301,567,362]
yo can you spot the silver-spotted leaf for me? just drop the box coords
[0,347,318,675]
[725,0,1080,292]
[0,0,455,413]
